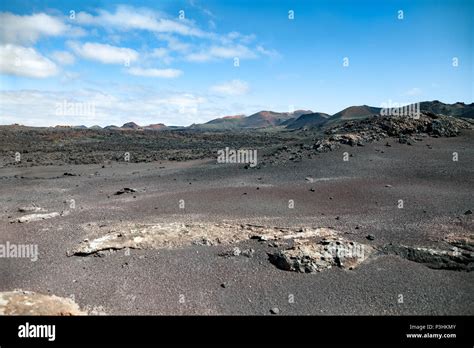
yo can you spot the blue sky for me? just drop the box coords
[0,0,472,126]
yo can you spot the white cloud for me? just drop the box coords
[0,89,208,127]
[0,44,58,78]
[224,32,256,45]
[75,5,206,37]
[210,80,249,96]
[256,45,281,59]
[51,51,75,65]
[151,48,169,58]
[68,42,138,64]
[163,36,191,52]
[70,6,272,65]
[186,44,257,62]
[148,47,174,64]
[127,67,182,78]
[0,12,83,44]
[189,0,215,18]
[209,45,256,58]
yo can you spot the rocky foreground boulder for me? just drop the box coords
[314,112,472,152]
[0,290,87,315]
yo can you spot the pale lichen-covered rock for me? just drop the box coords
[330,133,364,146]
[15,212,60,223]
[0,290,87,315]
[382,242,474,271]
[71,222,340,256]
[17,205,45,213]
[269,237,374,273]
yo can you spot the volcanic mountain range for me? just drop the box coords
[62,100,473,131]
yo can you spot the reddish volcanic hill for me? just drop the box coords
[244,110,312,128]
[145,123,167,130]
[221,115,245,120]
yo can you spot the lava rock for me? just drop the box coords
[114,188,137,195]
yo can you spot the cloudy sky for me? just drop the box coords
[0,0,472,127]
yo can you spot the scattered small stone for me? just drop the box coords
[270,307,280,315]
[192,238,213,246]
[366,234,375,241]
[220,283,227,288]
[63,172,77,176]
[251,235,269,242]
[241,248,255,258]
[219,247,254,258]
[18,205,44,213]
[309,188,315,192]
[114,188,137,195]
[464,210,472,215]
[231,247,241,256]
[385,184,392,188]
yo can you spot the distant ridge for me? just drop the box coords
[4,100,472,129]
[191,110,312,130]
[420,100,474,119]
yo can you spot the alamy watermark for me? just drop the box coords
[324,243,367,260]
[217,147,258,167]
[380,100,420,119]
[55,99,96,117]
[0,241,38,261]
